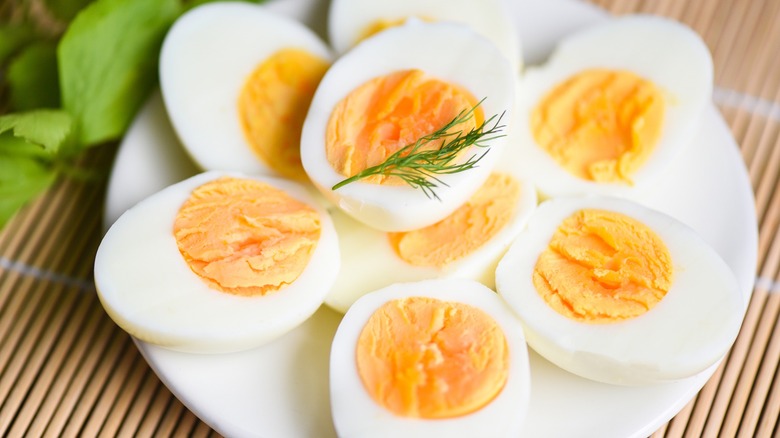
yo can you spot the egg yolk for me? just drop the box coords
[358,16,435,43]
[356,297,509,419]
[326,69,483,184]
[533,209,673,323]
[388,173,520,267]
[173,177,321,296]
[530,69,665,184]
[238,48,330,180]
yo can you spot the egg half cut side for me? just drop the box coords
[324,141,537,314]
[512,14,713,199]
[94,171,340,353]
[327,0,522,72]
[495,195,743,385]
[160,2,332,180]
[301,20,515,232]
[330,279,531,438]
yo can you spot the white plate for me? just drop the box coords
[103,0,758,436]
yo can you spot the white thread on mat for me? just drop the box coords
[0,257,95,293]
[713,87,780,123]
[755,275,780,294]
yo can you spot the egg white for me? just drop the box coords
[513,14,713,199]
[495,195,743,385]
[301,20,515,232]
[330,279,531,438]
[159,2,332,176]
[94,171,340,354]
[324,143,537,314]
[327,0,522,72]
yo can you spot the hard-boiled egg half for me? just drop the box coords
[94,171,339,353]
[328,0,522,72]
[160,2,332,180]
[301,20,515,232]
[330,279,531,437]
[513,15,713,199]
[495,196,743,385]
[324,142,538,314]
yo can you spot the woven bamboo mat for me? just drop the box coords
[1,0,778,436]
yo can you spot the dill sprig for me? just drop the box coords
[331,99,506,201]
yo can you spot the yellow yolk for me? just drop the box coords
[358,16,435,43]
[533,209,673,323]
[173,177,321,296]
[356,297,509,418]
[530,69,665,184]
[238,48,330,180]
[388,173,520,267]
[326,69,483,184]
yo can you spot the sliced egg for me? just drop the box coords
[301,20,515,232]
[324,143,537,313]
[512,15,713,199]
[330,279,530,437]
[327,0,522,72]
[94,171,340,353]
[160,2,332,180]
[495,195,742,385]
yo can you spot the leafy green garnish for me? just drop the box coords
[0,109,74,225]
[58,0,180,146]
[7,42,61,111]
[0,153,58,228]
[0,110,74,157]
[332,101,506,200]
[0,24,37,65]
[44,0,98,22]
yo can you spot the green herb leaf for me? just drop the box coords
[7,42,61,111]
[58,0,180,146]
[0,110,74,157]
[0,153,58,228]
[0,134,53,159]
[332,101,506,200]
[44,0,97,22]
[0,24,37,65]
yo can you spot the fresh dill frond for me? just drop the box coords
[331,99,505,201]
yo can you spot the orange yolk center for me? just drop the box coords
[533,209,673,323]
[326,69,483,184]
[173,177,321,296]
[356,297,509,418]
[358,16,435,43]
[531,69,665,184]
[238,48,330,180]
[389,173,520,267]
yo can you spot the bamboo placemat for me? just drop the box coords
[1,0,778,436]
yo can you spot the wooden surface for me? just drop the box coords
[1,0,779,436]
